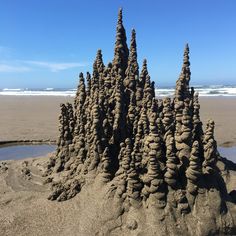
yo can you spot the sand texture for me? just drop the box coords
[0,156,82,236]
[199,97,236,147]
[0,96,235,236]
[0,96,235,147]
[0,96,72,142]
[0,155,235,236]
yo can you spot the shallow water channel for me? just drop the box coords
[0,144,235,163]
[218,146,236,163]
[0,144,56,161]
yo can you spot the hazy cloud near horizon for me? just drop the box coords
[0,63,30,73]
[0,60,86,73]
[23,60,86,72]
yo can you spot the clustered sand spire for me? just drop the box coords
[45,10,234,224]
[112,8,129,77]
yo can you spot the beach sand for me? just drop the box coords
[199,97,236,147]
[0,96,235,147]
[0,95,236,236]
[0,143,235,236]
[0,96,72,142]
[0,155,84,236]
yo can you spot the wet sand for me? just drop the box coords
[0,96,235,147]
[199,97,236,147]
[0,96,73,142]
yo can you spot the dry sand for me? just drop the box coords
[0,96,235,146]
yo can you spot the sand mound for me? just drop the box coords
[0,155,235,235]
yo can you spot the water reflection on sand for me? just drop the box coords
[0,144,56,161]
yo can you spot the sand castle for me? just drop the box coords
[44,9,236,235]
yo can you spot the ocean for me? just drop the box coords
[0,85,236,97]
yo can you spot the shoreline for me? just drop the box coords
[0,140,56,148]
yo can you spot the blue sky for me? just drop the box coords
[0,0,236,88]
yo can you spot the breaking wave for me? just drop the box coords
[0,85,236,97]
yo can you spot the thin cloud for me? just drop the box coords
[0,46,13,59]
[0,60,86,73]
[0,64,30,72]
[0,46,11,53]
[25,60,86,72]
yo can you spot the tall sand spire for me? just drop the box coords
[112,8,129,76]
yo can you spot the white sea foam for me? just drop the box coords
[44,88,54,91]
[0,89,75,96]
[0,86,236,97]
[2,88,23,91]
[155,86,236,97]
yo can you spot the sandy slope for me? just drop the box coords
[0,155,83,236]
[0,153,235,236]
